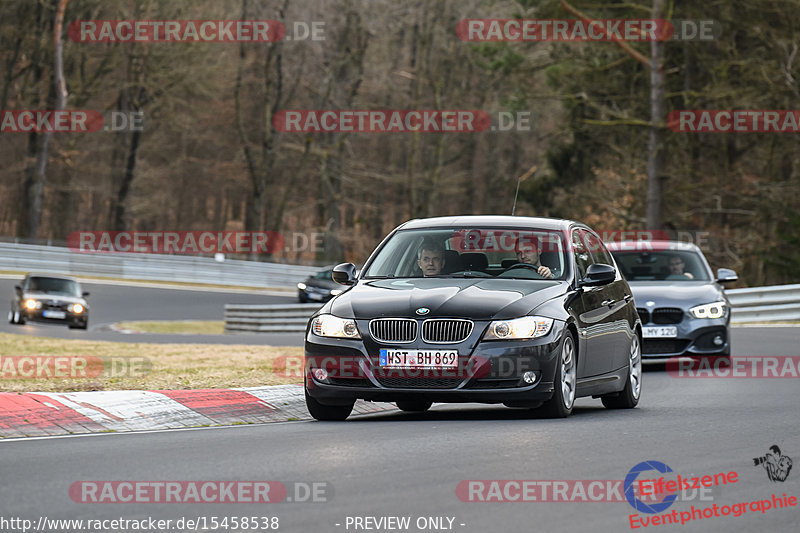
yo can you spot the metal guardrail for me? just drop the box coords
[728,284,800,324]
[223,284,800,334]
[0,242,321,288]
[225,303,322,333]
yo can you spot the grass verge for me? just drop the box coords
[0,333,303,392]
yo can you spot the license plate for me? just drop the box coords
[643,326,677,338]
[379,349,458,368]
[307,292,323,300]
[43,310,66,319]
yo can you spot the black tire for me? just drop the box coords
[537,333,577,418]
[16,311,25,325]
[396,400,432,412]
[602,334,642,409]
[305,389,354,421]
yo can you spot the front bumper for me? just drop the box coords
[22,309,87,326]
[304,319,565,405]
[641,317,729,358]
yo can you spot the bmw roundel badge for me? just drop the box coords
[416,307,430,315]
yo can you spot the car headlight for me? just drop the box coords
[311,314,361,339]
[483,316,554,340]
[24,299,40,310]
[330,289,343,296]
[71,303,84,314]
[689,301,727,319]
[297,282,307,290]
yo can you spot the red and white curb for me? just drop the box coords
[0,385,395,438]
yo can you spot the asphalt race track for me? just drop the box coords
[0,277,302,345]
[1,326,799,532]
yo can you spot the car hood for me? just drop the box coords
[329,278,567,320]
[627,281,724,308]
[23,292,87,305]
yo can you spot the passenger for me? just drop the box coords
[417,239,445,277]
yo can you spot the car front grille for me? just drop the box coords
[637,307,683,324]
[652,308,684,324]
[468,379,521,389]
[327,377,373,387]
[642,339,690,355]
[369,318,417,343]
[41,300,69,311]
[375,377,462,389]
[421,319,474,343]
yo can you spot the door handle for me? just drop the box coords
[602,299,616,307]
[624,294,633,302]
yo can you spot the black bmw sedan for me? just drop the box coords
[8,274,90,329]
[297,268,342,303]
[304,216,643,420]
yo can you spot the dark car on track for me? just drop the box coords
[297,268,342,303]
[8,274,90,329]
[304,215,643,420]
[607,241,737,360]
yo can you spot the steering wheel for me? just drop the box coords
[502,263,546,279]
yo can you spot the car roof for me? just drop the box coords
[396,215,577,231]
[606,240,702,252]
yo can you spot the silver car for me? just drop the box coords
[607,241,737,359]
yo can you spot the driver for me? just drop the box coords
[515,238,554,279]
[417,238,445,277]
[668,255,694,279]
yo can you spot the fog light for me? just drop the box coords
[312,368,329,382]
[522,371,537,384]
[713,335,724,346]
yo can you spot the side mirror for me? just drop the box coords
[331,263,357,286]
[581,263,616,286]
[82,292,90,297]
[14,285,22,295]
[716,268,738,284]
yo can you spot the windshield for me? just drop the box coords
[610,250,710,282]
[25,277,82,297]
[363,228,568,280]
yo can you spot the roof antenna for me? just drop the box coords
[511,164,537,216]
